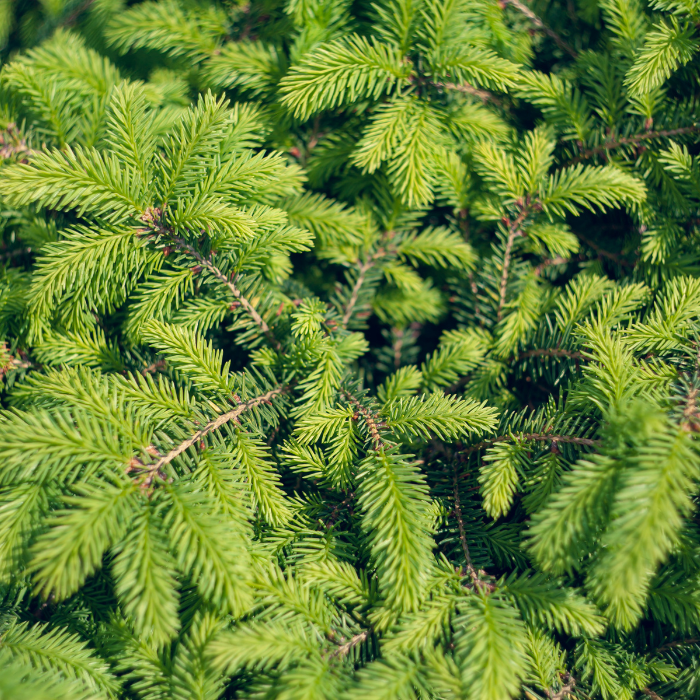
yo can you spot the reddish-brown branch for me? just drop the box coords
[516,348,584,362]
[655,637,699,653]
[497,208,529,321]
[459,432,600,457]
[437,82,501,105]
[0,246,32,260]
[341,258,375,328]
[452,465,475,575]
[534,255,570,276]
[331,631,368,657]
[547,673,576,700]
[127,387,285,485]
[139,209,281,351]
[569,126,700,164]
[170,237,282,351]
[502,0,578,58]
[342,389,385,450]
[574,231,633,268]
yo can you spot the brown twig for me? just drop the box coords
[497,207,529,321]
[128,387,285,485]
[325,491,356,528]
[452,465,475,575]
[568,125,700,165]
[655,637,699,653]
[331,631,368,657]
[459,432,600,457]
[174,240,269,334]
[138,209,282,350]
[502,0,578,58]
[342,389,385,450]
[682,387,700,432]
[341,258,375,328]
[60,0,96,26]
[436,82,501,105]
[141,359,167,376]
[641,689,664,700]
[516,348,584,362]
[0,246,32,260]
[574,231,633,268]
[170,237,282,351]
[534,255,570,276]
[548,673,576,700]
[0,124,34,161]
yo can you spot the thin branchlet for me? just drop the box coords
[569,126,700,165]
[452,463,475,573]
[342,258,376,328]
[172,237,283,351]
[458,432,600,457]
[497,206,529,321]
[503,0,578,58]
[330,630,368,657]
[342,389,386,449]
[127,386,285,485]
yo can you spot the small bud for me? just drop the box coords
[289,146,301,159]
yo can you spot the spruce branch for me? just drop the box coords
[459,433,600,457]
[129,386,285,482]
[502,0,578,58]
[342,258,377,328]
[515,348,584,362]
[452,463,475,574]
[497,206,530,321]
[171,236,282,351]
[330,630,369,657]
[568,126,700,164]
[436,82,500,105]
[342,389,386,449]
[547,673,575,700]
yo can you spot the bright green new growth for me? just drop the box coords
[0,0,700,698]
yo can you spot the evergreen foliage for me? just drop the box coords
[0,0,700,698]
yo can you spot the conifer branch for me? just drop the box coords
[0,124,34,160]
[502,0,578,58]
[129,386,285,482]
[342,389,386,449]
[342,258,376,328]
[497,207,529,321]
[569,126,700,164]
[515,348,584,362]
[548,673,575,700]
[171,237,282,351]
[330,630,368,657]
[459,432,600,456]
[452,464,475,574]
[436,82,500,104]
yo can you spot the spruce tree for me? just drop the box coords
[1,0,700,698]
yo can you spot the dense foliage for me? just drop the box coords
[1,0,700,697]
